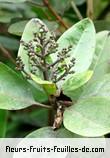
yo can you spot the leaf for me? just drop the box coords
[13,109,49,127]
[0,0,26,2]
[0,36,19,50]
[0,110,8,137]
[50,0,70,15]
[64,97,110,137]
[0,63,46,110]
[62,70,93,99]
[74,0,86,5]
[94,20,110,32]
[31,74,57,95]
[93,0,109,19]
[0,10,22,23]
[8,21,28,36]
[64,73,110,137]
[57,18,95,73]
[51,18,96,87]
[18,18,52,77]
[26,127,82,138]
[63,33,110,137]
[91,31,110,81]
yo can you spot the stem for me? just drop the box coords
[32,102,52,109]
[86,0,94,20]
[0,44,16,64]
[70,0,83,20]
[43,0,69,29]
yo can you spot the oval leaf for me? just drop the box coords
[51,18,96,88]
[64,97,110,137]
[52,18,96,73]
[8,21,28,36]
[64,73,110,137]
[62,70,93,99]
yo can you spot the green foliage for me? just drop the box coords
[0,63,47,110]
[63,31,110,137]
[0,36,19,50]
[8,21,28,36]
[0,0,26,2]
[26,127,81,138]
[64,96,110,137]
[0,0,110,138]
[62,70,93,99]
[0,110,7,137]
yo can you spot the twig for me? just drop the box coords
[70,0,83,20]
[32,102,52,109]
[0,44,16,64]
[43,0,69,29]
[86,0,93,20]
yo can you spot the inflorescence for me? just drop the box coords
[16,20,75,84]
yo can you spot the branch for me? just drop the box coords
[0,44,16,64]
[86,0,94,20]
[43,0,69,29]
[70,0,83,20]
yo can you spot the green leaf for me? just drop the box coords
[64,74,110,137]
[8,21,28,36]
[50,0,70,14]
[51,18,96,87]
[0,0,26,2]
[93,0,109,19]
[31,74,57,95]
[80,74,110,100]
[0,36,19,50]
[74,0,86,5]
[0,10,22,23]
[57,18,95,73]
[62,70,93,99]
[64,97,110,137]
[94,20,110,32]
[26,127,82,138]
[0,63,46,110]
[0,110,8,137]
[91,31,110,81]
[18,18,52,77]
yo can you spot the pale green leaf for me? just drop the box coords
[0,63,46,110]
[64,74,110,137]
[51,18,96,88]
[62,70,93,99]
[26,127,82,138]
[8,21,28,36]
[91,31,110,81]
[18,18,52,77]
[64,97,110,137]
[31,74,57,95]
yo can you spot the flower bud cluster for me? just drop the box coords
[16,21,75,83]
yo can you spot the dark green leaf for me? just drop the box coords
[0,110,8,137]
